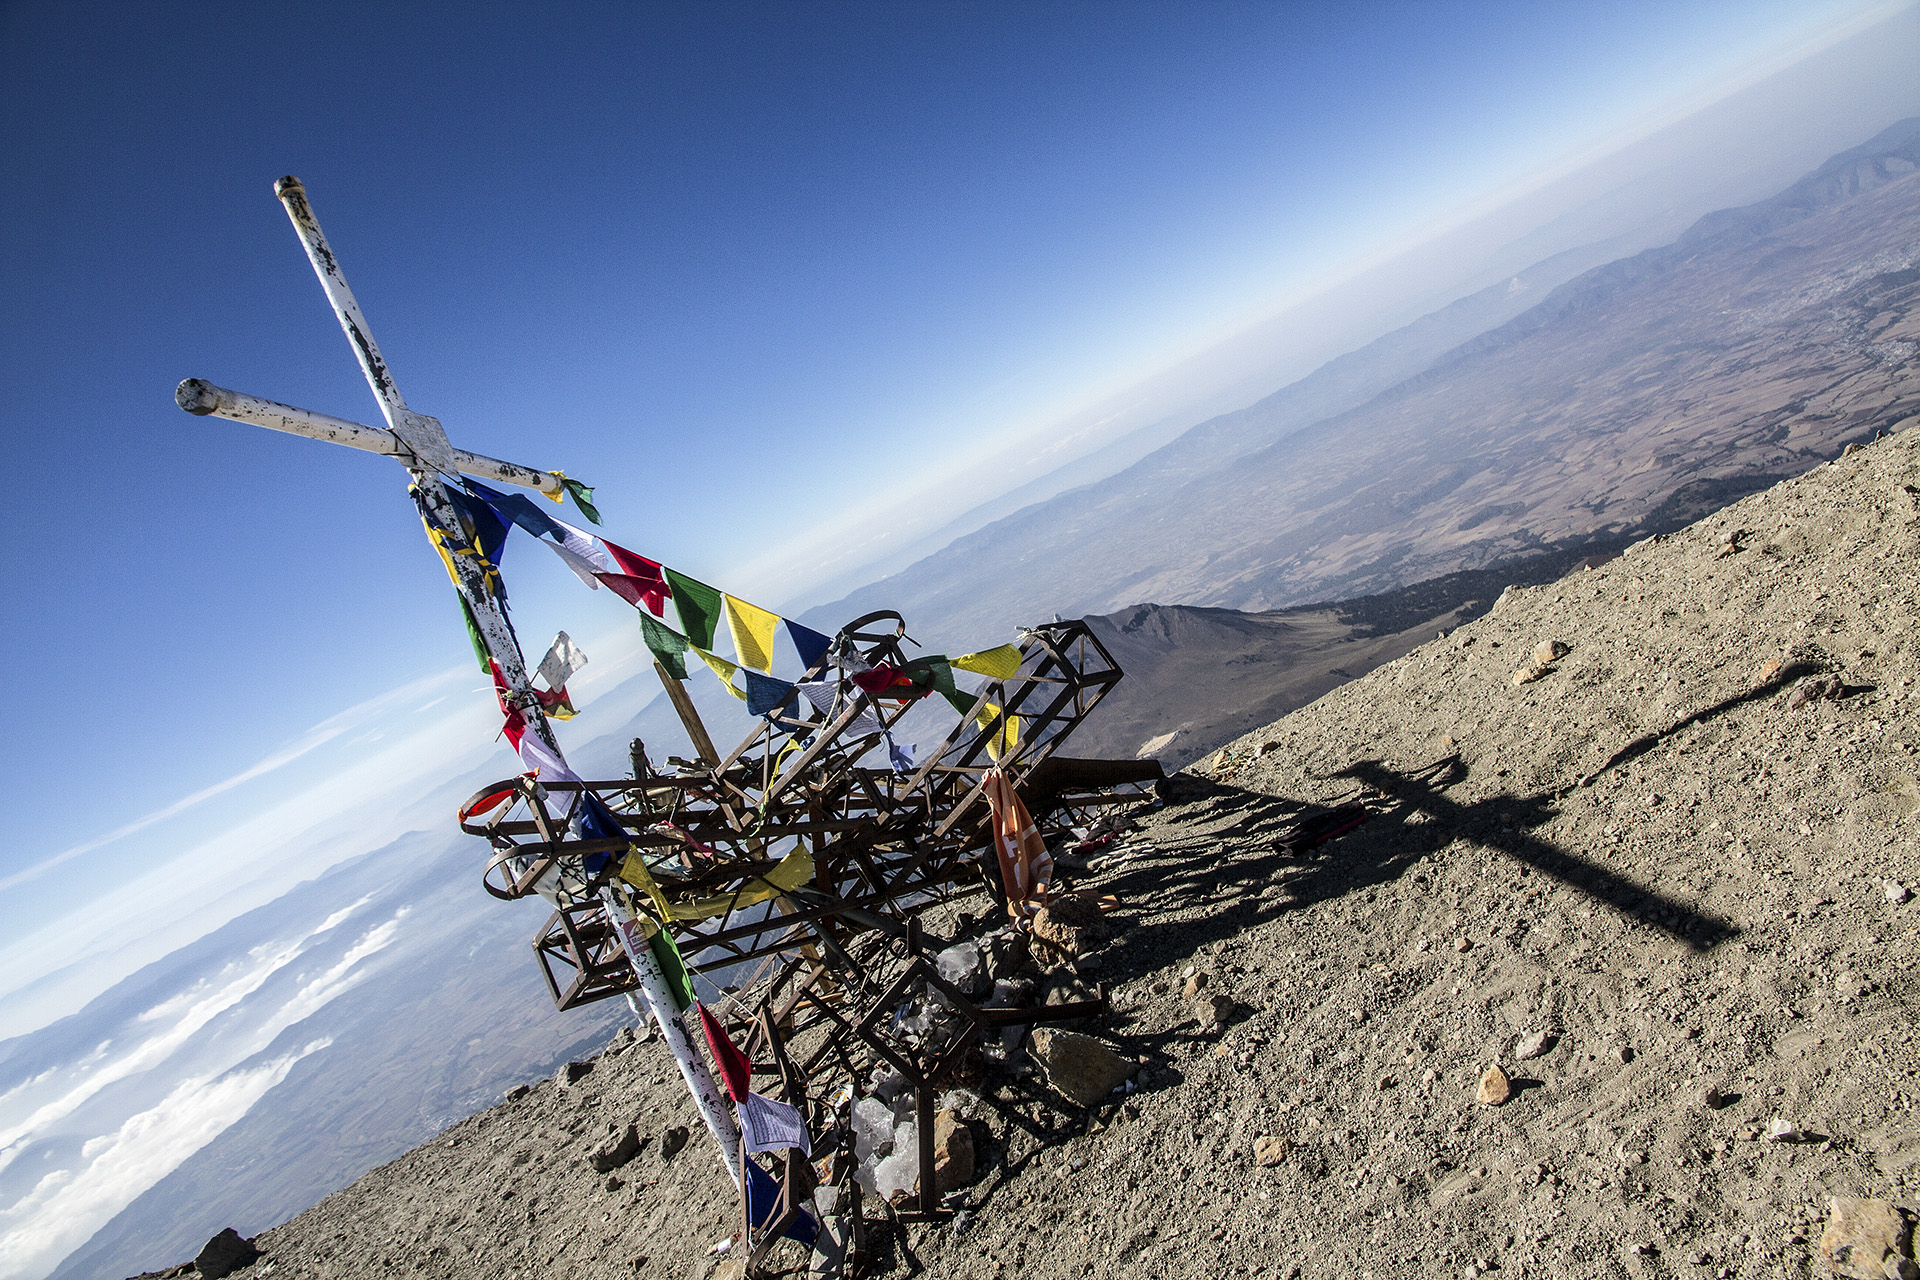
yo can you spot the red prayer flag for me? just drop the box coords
[490,660,528,748]
[696,1002,753,1102]
[600,542,670,615]
[851,664,913,694]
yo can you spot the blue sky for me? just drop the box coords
[2,0,1916,1036]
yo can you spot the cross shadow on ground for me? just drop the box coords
[1081,665,1796,973]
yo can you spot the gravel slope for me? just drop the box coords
[157,428,1920,1279]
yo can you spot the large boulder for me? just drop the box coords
[193,1228,258,1279]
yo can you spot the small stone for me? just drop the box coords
[604,1174,625,1192]
[1476,1065,1512,1106]
[1253,1135,1290,1167]
[933,1109,975,1191]
[1885,882,1912,905]
[1512,664,1551,686]
[1818,1197,1911,1280]
[1193,992,1238,1030]
[504,1083,531,1103]
[1028,1028,1134,1107]
[194,1229,259,1280]
[1618,1045,1635,1064]
[1759,657,1784,681]
[1377,1075,1395,1091]
[1455,937,1473,953]
[1513,1030,1554,1060]
[556,1059,593,1088]
[590,1123,641,1172]
[1183,971,1209,1000]
[1259,740,1281,755]
[660,1125,690,1160]
[1530,640,1570,665]
[1767,1117,1802,1143]
[1888,1258,1919,1280]
[1702,1084,1731,1109]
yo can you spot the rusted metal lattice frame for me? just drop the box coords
[458,617,1143,1260]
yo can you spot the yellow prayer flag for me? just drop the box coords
[615,853,674,922]
[977,701,1020,760]
[694,646,749,700]
[953,643,1022,681]
[723,594,782,673]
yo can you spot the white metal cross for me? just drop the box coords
[176,176,563,758]
[176,177,745,1188]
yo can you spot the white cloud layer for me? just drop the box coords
[0,906,405,1280]
[0,1041,326,1280]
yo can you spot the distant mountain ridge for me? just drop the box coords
[808,117,1920,649]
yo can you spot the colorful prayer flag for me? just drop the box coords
[664,569,724,649]
[978,700,1019,760]
[456,593,491,672]
[952,643,1022,681]
[601,542,669,615]
[745,1159,818,1243]
[694,646,748,700]
[544,537,608,589]
[462,478,565,541]
[851,664,913,694]
[696,1003,753,1102]
[560,476,601,525]
[536,631,587,691]
[744,670,796,718]
[443,485,510,567]
[648,919,696,1012]
[786,620,833,672]
[640,613,691,680]
[723,594,782,673]
[738,1091,811,1156]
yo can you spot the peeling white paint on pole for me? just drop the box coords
[603,889,743,1187]
[174,379,562,495]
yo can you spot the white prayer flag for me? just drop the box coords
[737,1090,811,1156]
[537,631,587,691]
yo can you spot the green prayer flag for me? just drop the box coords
[664,568,723,649]
[456,592,491,672]
[640,612,690,681]
[561,476,601,526]
[648,925,695,1013]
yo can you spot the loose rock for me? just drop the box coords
[1476,1065,1512,1106]
[660,1125,690,1160]
[1818,1197,1913,1280]
[932,1109,974,1192]
[1028,1028,1134,1107]
[556,1059,593,1088]
[1531,639,1570,665]
[590,1123,641,1172]
[1513,1030,1554,1060]
[1253,1135,1290,1167]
